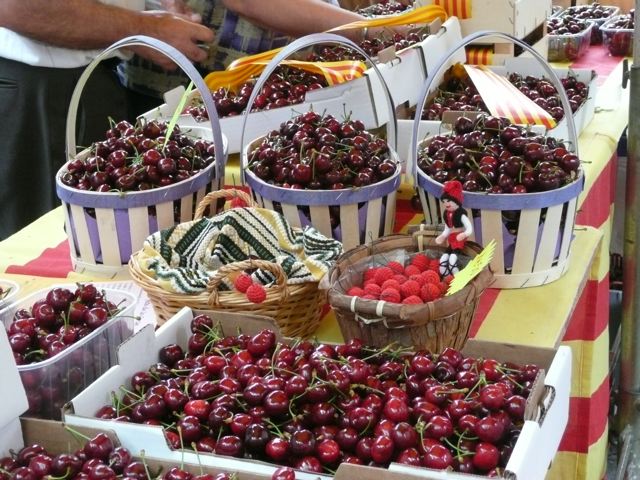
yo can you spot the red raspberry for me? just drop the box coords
[374,267,395,286]
[411,253,430,272]
[347,286,365,297]
[363,268,379,282]
[380,279,401,292]
[380,288,402,303]
[439,282,449,294]
[404,265,421,277]
[429,259,441,271]
[393,274,408,285]
[230,196,248,208]
[386,261,405,274]
[364,283,382,298]
[234,273,253,293]
[409,274,422,283]
[422,270,441,285]
[444,275,455,284]
[402,295,423,304]
[363,279,378,287]
[420,283,441,302]
[400,280,421,299]
[362,294,378,300]
[246,284,267,304]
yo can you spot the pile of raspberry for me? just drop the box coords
[347,254,453,304]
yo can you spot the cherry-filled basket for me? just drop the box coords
[323,226,493,351]
[412,32,585,289]
[56,36,228,274]
[240,34,401,253]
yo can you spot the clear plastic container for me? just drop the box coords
[548,22,594,62]
[561,4,620,44]
[602,14,634,56]
[0,279,19,309]
[551,5,563,17]
[1,284,136,419]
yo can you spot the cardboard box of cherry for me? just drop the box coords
[63,307,571,480]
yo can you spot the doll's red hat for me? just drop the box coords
[442,180,463,205]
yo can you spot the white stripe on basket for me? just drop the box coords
[376,300,386,317]
[68,203,95,264]
[310,206,332,240]
[180,193,194,223]
[384,191,397,235]
[95,207,121,266]
[511,209,541,275]
[282,204,302,229]
[534,203,564,271]
[340,203,360,251]
[365,196,383,245]
[481,211,505,275]
[350,295,358,312]
[129,206,150,255]
[559,197,578,262]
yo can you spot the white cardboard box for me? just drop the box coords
[419,0,551,40]
[65,306,572,480]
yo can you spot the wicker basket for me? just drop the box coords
[324,226,493,351]
[129,189,327,338]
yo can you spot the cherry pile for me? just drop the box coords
[357,1,412,17]
[546,16,591,35]
[307,31,428,62]
[563,2,618,44]
[183,67,328,121]
[417,113,581,194]
[60,120,216,193]
[247,111,397,190]
[603,12,635,56]
[0,437,236,480]
[95,313,541,476]
[421,69,588,123]
[347,254,451,304]
[6,284,122,365]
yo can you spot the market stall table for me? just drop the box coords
[0,46,629,479]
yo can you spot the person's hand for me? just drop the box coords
[161,0,201,21]
[130,10,214,70]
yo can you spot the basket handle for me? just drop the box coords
[207,259,290,305]
[65,35,227,183]
[410,31,579,184]
[239,32,398,182]
[193,189,258,220]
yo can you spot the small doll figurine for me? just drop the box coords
[435,180,473,275]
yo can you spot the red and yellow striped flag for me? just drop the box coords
[433,0,473,19]
[205,59,367,93]
[464,65,557,129]
[466,46,493,65]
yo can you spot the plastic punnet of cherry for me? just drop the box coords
[94,312,545,477]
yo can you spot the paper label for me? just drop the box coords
[446,239,495,295]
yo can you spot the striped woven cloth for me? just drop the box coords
[138,207,343,294]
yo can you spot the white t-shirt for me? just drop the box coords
[0,0,144,68]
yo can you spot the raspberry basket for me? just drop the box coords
[129,189,330,338]
[56,36,228,274]
[412,32,584,289]
[240,34,402,253]
[322,225,493,351]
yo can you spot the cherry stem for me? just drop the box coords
[64,425,91,442]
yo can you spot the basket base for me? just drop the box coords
[490,257,570,289]
[71,255,128,277]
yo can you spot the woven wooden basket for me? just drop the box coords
[324,226,494,351]
[129,189,327,338]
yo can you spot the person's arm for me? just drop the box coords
[0,0,214,68]
[220,0,369,40]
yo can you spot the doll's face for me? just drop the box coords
[442,198,458,212]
